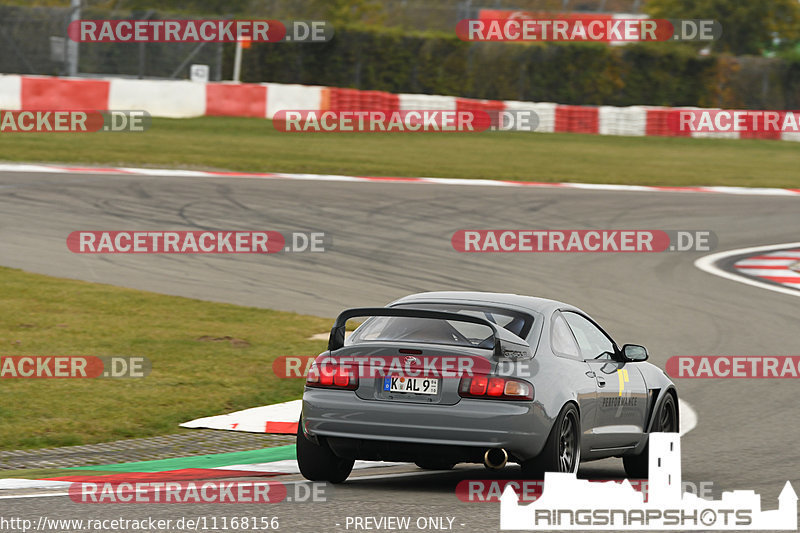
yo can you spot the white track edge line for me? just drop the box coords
[1,163,799,197]
[694,243,800,299]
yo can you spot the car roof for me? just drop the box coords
[389,291,581,315]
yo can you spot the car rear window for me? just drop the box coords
[345,303,534,348]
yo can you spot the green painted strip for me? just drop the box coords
[67,444,297,473]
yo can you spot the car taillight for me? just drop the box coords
[306,363,358,390]
[459,376,533,400]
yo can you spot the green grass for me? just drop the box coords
[1,116,799,188]
[0,266,330,451]
[0,468,115,480]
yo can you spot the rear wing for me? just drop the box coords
[328,307,531,359]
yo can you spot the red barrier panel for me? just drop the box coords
[740,111,784,140]
[21,77,110,111]
[206,83,267,118]
[328,88,399,111]
[455,98,505,114]
[361,90,399,111]
[555,105,599,133]
[645,108,690,137]
[328,88,358,110]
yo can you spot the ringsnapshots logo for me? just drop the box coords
[0,356,150,379]
[500,433,797,530]
[452,230,716,253]
[273,110,539,133]
[66,231,329,253]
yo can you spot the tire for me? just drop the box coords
[623,393,678,479]
[522,403,581,476]
[296,420,354,483]
[414,459,455,470]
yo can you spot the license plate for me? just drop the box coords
[383,376,439,395]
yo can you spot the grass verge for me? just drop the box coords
[0,265,329,451]
[1,116,798,188]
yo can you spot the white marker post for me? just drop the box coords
[232,40,243,82]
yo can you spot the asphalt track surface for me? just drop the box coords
[1,170,799,532]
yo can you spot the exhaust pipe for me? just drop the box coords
[484,448,508,470]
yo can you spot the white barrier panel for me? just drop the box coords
[108,79,206,118]
[398,93,457,111]
[265,83,323,119]
[599,105,647,136]
[504,101,557,133]
[0,74,22,110]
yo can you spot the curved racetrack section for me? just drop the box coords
[1,169,798,530]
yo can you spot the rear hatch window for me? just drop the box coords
[346,303,534,348]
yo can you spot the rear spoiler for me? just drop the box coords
[328,307,531,359]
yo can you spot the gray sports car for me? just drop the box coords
[298,291,678,483]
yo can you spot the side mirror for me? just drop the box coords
[621,344,648,362]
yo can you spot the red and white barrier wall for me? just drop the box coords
[1,73,797,141]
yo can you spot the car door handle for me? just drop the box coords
[597,377,606,387]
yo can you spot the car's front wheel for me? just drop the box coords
[296,420,354,483]
[522,403,581,475]
[623,393,678,479]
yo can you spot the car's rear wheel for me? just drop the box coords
[623,393,677,479]
[414,459,456,470]
[522,403,581,476]
[296,420,354,483]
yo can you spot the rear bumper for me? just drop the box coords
[302,388,550,462]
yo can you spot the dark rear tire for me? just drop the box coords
[414,459,455,470]
[521,403,580,476]
[296,420,354,483]
[623,393,678,479]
